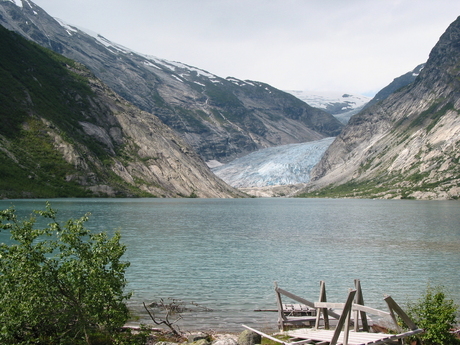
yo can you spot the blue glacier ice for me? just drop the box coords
[212,137,335,188]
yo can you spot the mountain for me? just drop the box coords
[285,91,371,123]
[362,64,425,110]
[0,24,245,198]
[212,137,335,188]
[299,16,460,200]
[0,0,343,164]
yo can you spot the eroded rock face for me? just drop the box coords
[50,68,247,198]
[0,22,244,198]
[0,0,343,164]
[305,16,460,199]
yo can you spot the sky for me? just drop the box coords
[29,0,460,96]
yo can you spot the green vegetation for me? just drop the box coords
[0,118,92,198]
[0,26,94,139]
[0,26,162,198]
[296,180,390,199]
[408,101,456,133]
[405,286,459,345]
[0,203,144,344]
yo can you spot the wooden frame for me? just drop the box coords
[244,280,424,345]
[275,281,340,331]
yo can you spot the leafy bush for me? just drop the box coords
[0,203,132,344]
[406,285,459,345]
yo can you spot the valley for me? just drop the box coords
[0,0,459,200]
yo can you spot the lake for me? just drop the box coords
[0,198,459,332]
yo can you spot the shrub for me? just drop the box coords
[406,285,459,345]
[0,203,132,344]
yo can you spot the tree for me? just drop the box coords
[406,285,459,345]
[0,203,131,344]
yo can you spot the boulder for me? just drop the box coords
[237,330,261,345]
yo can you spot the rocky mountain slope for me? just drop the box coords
[0,25,245,198]
[0,0,343,164]
[285,91,371,124]
[300,16,460,200]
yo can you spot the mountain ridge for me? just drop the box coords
[0,0,343,164]
[0,24,245,198]
[299,16,460,200]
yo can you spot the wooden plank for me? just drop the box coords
[352,304,391,319]
[288,328,424,345]
[315,302,346,309]
[275,284,341,319]
[330,289,356,345]
[242,324,288,345]
[242,325,314,345]
[276,287,316,308]
[384,295,418,330]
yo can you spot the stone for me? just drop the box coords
[188,332,210,343]
[212,337,238,345]
[188,339,211,345]
[237,330,261,345]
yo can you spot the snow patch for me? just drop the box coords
[55,18,78,35]
[143,60,161,70]
[9,0,23,7]
[206,160,223,168]
[167,61,217,79]
[172,75,183,83]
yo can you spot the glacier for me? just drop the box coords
[285,90,371,123]
[212,137,335,188]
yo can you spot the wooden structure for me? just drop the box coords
[243,280,424,345]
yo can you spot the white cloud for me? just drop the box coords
[31,0,460,95]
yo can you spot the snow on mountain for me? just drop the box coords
[286,90,371,111]
[212,137,335,188]
[54,18,221,82]
[8,0,23,8]
[285,90,371,123]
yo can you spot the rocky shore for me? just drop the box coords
[144,329,261,345]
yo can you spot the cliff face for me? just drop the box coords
[0,25,245,198]
[305,16,460,200]
[0,0,343,164]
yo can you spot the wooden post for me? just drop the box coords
[315,280,330,330]
[354,279,369,332]
[274,282,287,331]
[330,289,357,345]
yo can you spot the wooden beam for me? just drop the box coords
[354,279,369,332]
[330,289,356,345]
[384,295,418,331]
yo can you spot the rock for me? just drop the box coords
[302,16,460,200]
[188,339,211,345]
[237,330,261,345]
[212,337,238,345]
[188,332,210,343]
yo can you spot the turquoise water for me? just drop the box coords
[1,198,459,332]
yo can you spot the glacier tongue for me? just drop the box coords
[212,137,335,188]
